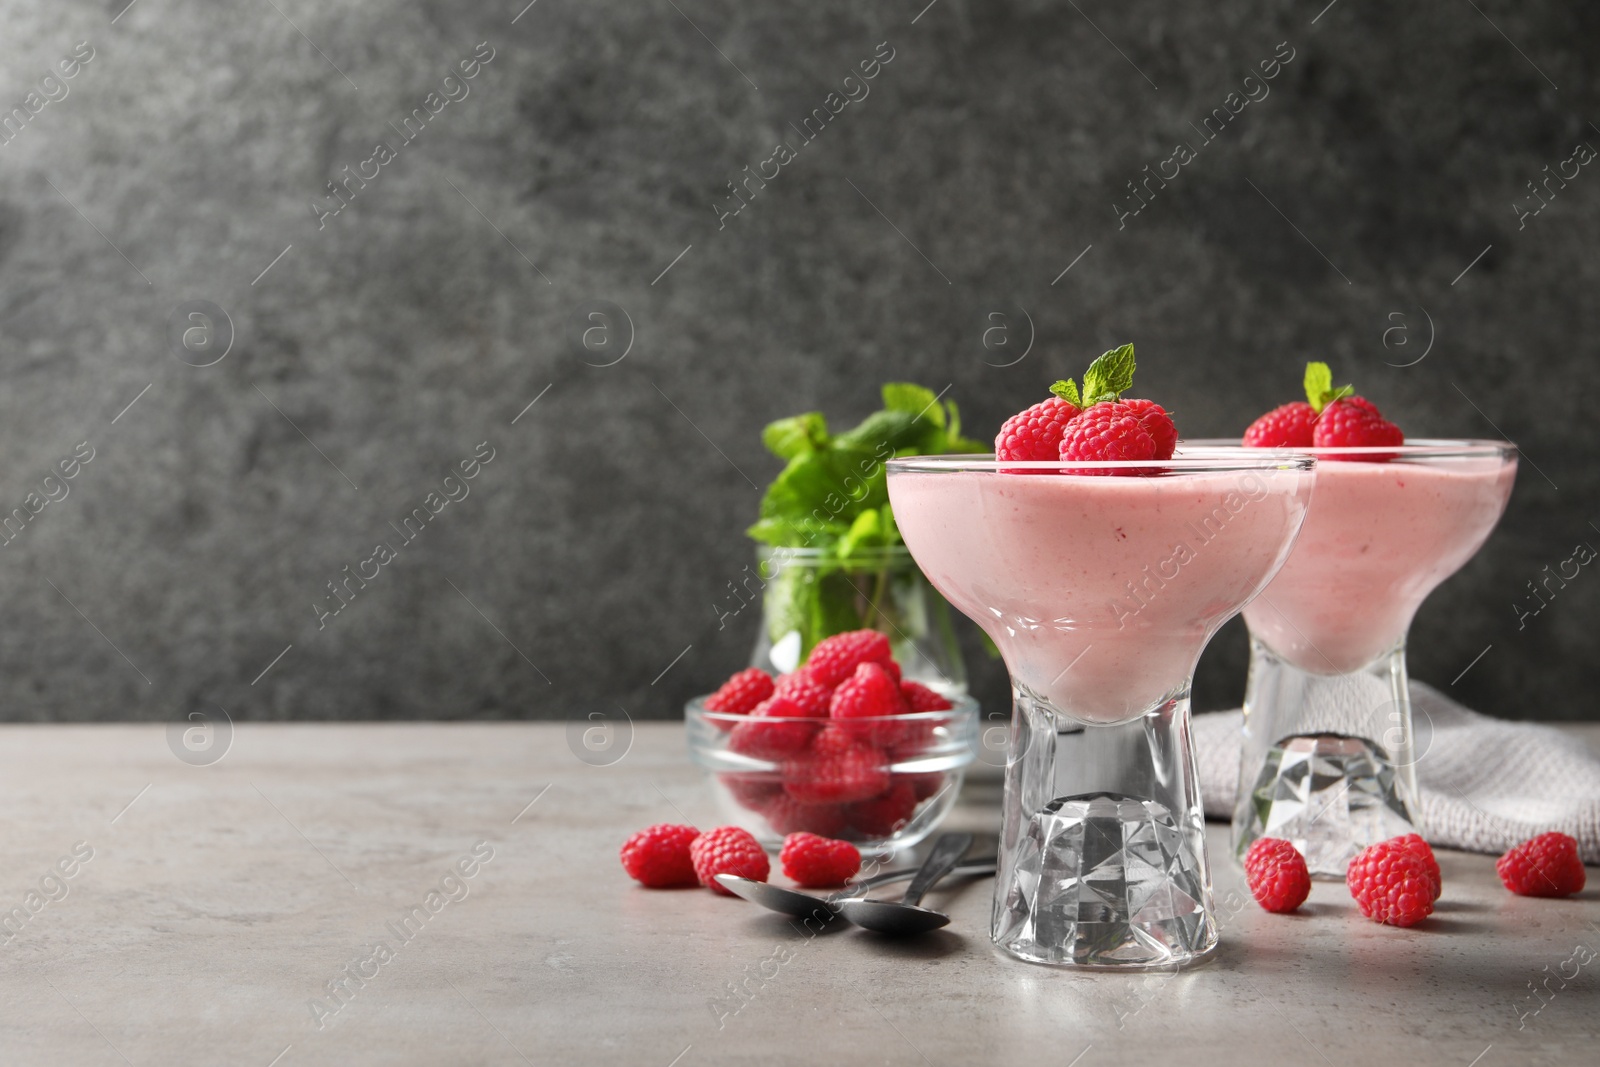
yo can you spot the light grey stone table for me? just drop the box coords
[1,723,1596,1067]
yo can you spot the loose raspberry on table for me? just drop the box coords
[1058,402,1158,469]
[994,396,1081,462]
[804,630,894,688]
[727,696,822,761]
[1118,398,1177,459]
[1243,401,1317,448]
[1496,831,1586,898]
[620,823,701,888]
[847,781,919,837]
[704,668,775,719]
[1312,395,1404,451]
[1243,838,1311,913]
[773,669,834,717]
[780,833,862,887]
[690,825,770,895]
[1347,839,1435,926]
[1395,833,1442,901]
[781,725,890,805]
[761,794,848,837]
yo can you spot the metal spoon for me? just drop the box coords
[715,853,995,921]
[834,832,974,935]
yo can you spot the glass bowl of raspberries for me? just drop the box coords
[685,631,979,852]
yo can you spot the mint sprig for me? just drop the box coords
[1303,361,1353,413]
[1049,379,1081,407]
[1051,343,1139,410]
[747,383,986,659]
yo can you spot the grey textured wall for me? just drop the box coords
[0,0,1594,723]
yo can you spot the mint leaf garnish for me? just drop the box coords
[1302,360,1353,412]
[1050,379,1081,408]
[1081,344,1136,405]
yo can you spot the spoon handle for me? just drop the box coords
[900,832,974,907]
[832,857,996,900]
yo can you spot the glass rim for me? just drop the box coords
[754,544,913,562]
[886,439,1516,473]
[686,693,978,722]
[1180,437,1516,459]
[885,446,1316,474]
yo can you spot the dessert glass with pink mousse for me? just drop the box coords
[1223,440,1517,876]
[888,449,1314,968]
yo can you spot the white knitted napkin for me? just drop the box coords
[1193,680,1600,864]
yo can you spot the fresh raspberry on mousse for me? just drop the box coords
[994,395,1081,462]
[993,345,1176,472]
[1244,361,1404,453]
[1243,401,1317,448]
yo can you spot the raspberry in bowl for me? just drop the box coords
[686,634,978,852]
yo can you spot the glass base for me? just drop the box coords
[1233,638,1418,878]
[994,688,1217,969]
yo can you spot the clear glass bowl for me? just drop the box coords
[685,694,979,853]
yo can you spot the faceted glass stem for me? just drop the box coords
[1232,636,1417,878]
[993,685,1217,969]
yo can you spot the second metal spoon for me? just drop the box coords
[834,832,974,935]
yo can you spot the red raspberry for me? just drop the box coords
[1058,402,1157,471]
[896,771,948,801]
[847,781,919,837]
[690,825,770,895]
[728,696,822,761]
[899,680,952,712]
[830,662,910,745]
[704,668,775,719]
[1496,832,1586,898]
[773,669,834,716]
[619,824,701,888]
[780,833,862,887]
[760,795,847,837]
[804,630,893,688]
[781,725,890,805]
[720,773,781,812]
[995,396,1081,462]
[1312,396,1404,451]
[1244,401,1317,448]
[1347,839,1435,926]
[1243,838,1311,913]
[1395,833,1442,901]
[1119,398,1177,459]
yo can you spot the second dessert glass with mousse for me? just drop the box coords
[1227,439,1517,875]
